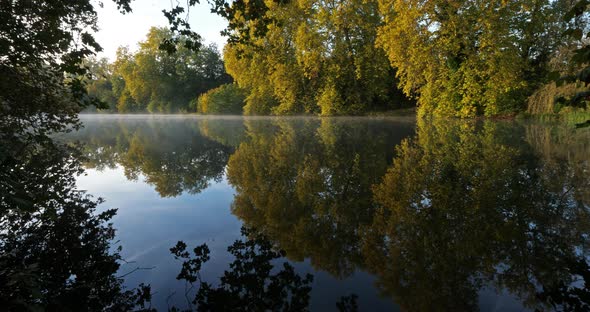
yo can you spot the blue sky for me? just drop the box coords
[94,0,228,60]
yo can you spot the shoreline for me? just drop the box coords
[80,107,590,125]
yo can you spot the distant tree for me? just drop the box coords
[84,57,118,111]
[111,27,231,113]
[0,0,206,134]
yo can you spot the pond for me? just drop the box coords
[63,115,589,311]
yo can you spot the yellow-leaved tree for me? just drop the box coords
[222,0,411,115]
[377,0,568,117]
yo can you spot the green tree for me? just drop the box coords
[223,4,303,115]
[84,57,118,111]
[110,27,230,113]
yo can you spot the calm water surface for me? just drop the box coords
[64,115,590,311]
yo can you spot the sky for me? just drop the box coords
[93,0,228,60]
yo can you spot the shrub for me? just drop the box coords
[196,84,245,114]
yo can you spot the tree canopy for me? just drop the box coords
[376,0,581,117]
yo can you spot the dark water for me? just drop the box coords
[64,115,589,311]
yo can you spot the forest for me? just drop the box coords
[80,0,590,118]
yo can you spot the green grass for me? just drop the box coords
[526,107,590,125]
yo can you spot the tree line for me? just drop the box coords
[212,0,590,116]
[83,0,590,117]
[3,0,590,122]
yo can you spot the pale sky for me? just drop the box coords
[94,0,228,60]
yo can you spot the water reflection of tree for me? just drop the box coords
[197,118,248,149]
[226,118,415,277]
[65,118,240,197]
[0,133,145,309]
[6,114,588,311]
[524,123,590,206]
[366,119,590,311]
[225,117,590,311]
[170,227,315,311]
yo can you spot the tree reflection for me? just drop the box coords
[366,119,590,311]
[225,117,589,310]
[0,128,337,311]
[65,118,242,197]
[170,227,314,311]
[0,131,146,309]
[226,118,414,277]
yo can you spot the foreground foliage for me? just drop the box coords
[170,227,314,311]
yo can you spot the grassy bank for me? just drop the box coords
[520,107,590,126]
